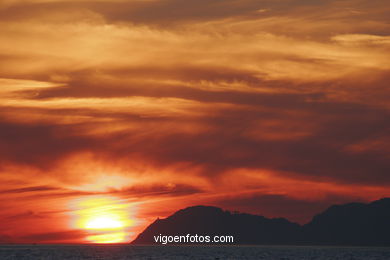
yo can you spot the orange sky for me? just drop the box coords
[0,0,389,243]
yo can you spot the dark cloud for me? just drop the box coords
[114,183,204,198]
[1,0,389,36]
[1,72,389,185]
[28,83,323,110]
[0,0,304,24]
[23,190,100,200]
[19,230,88,243]
[0,185,59,194]
[120,117,389,185]
[0,120,96,169]
[3,211,47,220]
[20,68,390,115]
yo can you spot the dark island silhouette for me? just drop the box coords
[132,198,390,246]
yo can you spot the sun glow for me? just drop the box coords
[70,196,134,243]
[85,216,124,230]
[86,232,128,244]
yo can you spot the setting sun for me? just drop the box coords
[69,196,134,243]
[85,216,124,230]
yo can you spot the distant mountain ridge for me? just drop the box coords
[132,198,390,246]
[303,198,390,246]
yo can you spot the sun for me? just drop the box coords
[69,196,134,243]
[85,216,124,230]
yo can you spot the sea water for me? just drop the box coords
[0,245,389,259]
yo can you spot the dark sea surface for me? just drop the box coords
[1,245,390,260]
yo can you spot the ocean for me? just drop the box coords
[1,245,389,259]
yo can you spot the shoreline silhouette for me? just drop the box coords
[132,198,390,246]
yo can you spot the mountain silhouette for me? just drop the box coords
[303,198,390,246]
[132,198,390,246]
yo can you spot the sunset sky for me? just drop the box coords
[0,0,389,244]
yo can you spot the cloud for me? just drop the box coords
[1,76,389,185]
[4,210,47,220]
[115,183,204,198]
[19,230,88,243]
[332,34,390,46]
[0,121,96,169]
[0,185,59,194]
